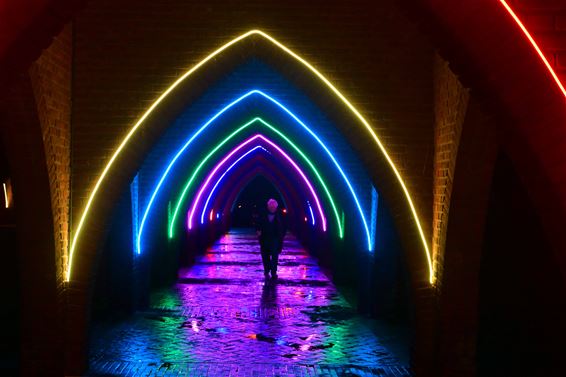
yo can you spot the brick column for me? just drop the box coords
[28,23,72,290]
[432,54,469,288]
[435,97,498,377]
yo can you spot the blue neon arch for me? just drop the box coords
[202,158,313,226]
[137,90,372,255]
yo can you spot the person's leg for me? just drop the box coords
[270,249,279,278]
[260,247,270,278]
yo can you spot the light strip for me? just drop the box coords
[187,135,326,232]
[252,92,371,250]
[67,31,261,281]
[251,31,431,282]
[370,186,378,253]
[200,146,267,224]
[67,30,431,285]
[135,93,258,255]
[3,183,8,209]
[307,201,315,226]
[500,0,566,98]
[130,175,139,254]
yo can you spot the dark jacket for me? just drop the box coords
[256,210,286,253]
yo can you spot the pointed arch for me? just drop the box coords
[218,162,309,223]
[159,115,346,241]
[185,139,325,231]
[67,30,432,284]
[185,135,326,231]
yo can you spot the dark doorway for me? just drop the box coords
[230,175,286,228]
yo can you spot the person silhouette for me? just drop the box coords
[256,198,286,279]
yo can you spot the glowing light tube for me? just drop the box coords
[200,148,311,226]
[166,114,346,241]
[187,134,326,231]
[307,201,315,226]
[200,146,267,224]
[3,183,8,209]
[197,118,337,230]
[216,163,304,220]
[68,29,431,285]
[163,90,372,236]
[500,0,566,99]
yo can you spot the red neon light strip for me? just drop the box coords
[500,0,566,99]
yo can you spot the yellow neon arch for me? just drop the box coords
[67,30,433,284]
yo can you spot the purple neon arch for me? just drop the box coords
[200,145,267,224]
[187,134,327,231]
[188,138,325,230]
[211,158,309,223]
[201,148,314,225]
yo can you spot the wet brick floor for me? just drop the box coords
[88,230,412,376]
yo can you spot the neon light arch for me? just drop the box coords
[199,146,268,225]
[200,145,265,224]
[217,162,310,222]
[158,115,343,243]
[187,138,325,231]
[67,30,432,284]
[227,169,294,215]
[186,135,326,231]
[200,146,319,228]
[163,93,367,244]
[201,158,311,225]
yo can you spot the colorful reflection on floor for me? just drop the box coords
[89,230,411,376]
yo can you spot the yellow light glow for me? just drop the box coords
[3,183,8,209]
[67,30,433,284]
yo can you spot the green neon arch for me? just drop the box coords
[168,117,343,239]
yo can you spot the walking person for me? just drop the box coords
[256,198,286,280]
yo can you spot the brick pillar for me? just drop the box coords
[432,54,469,286]
[28,22,72,289]
[435,97,498,377]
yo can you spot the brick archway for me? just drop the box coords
[67,34,432,292]
[65,31,434,374]
[3,0,566,375]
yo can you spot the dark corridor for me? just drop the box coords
[88,230,411,376]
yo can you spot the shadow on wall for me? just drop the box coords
[477,153,566,377]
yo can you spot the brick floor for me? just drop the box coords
[88,230,412,376]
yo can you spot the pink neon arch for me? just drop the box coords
[187,134,327,231]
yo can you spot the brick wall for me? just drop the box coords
[29,23,72,285]
[435,97,498,377]
[432,54,469,287]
